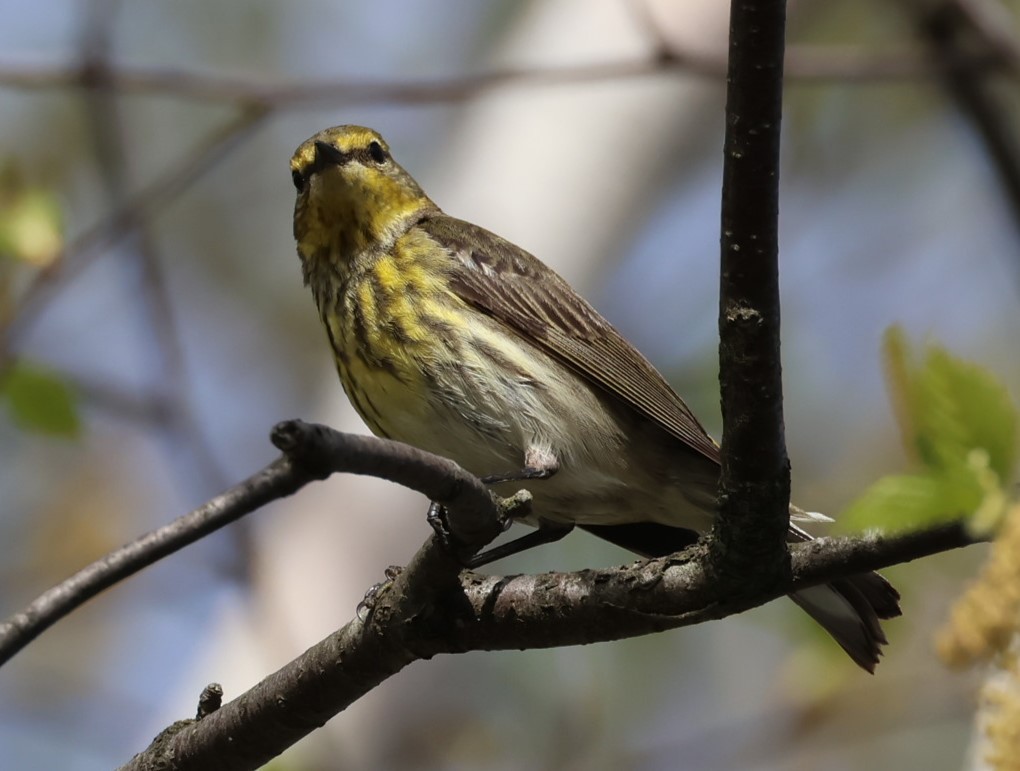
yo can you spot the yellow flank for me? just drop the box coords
[373,255,401,294]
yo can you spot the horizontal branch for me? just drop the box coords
[268,420,503,544]
[123,521,977,771]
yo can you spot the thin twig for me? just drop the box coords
[0,421,502,668]
[0,456,305,669]
[0,58,714,107]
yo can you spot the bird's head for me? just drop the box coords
[291,125,436,264]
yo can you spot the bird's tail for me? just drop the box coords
[786,522,901,672]
[789,573,901,672]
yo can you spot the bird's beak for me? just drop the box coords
[314,140,346,167]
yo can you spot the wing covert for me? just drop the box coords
[420,215,721,465]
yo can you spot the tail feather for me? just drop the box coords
[790,574,900,673]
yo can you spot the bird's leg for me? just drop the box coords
[463,521,574,568]
[429,446,564,566]
[427,502,572,567]
[480,467,556,484]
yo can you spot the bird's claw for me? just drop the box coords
[426,502,477,565]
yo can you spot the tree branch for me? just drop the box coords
[714,0,791,590]
[0,456,301,669]
[0,416,978,768]
[0,421,503,668]
[120,520,977,771]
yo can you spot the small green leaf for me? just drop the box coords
[844,329,1019,533]
[882,327,1018,481]
[925,347,1017,484]
[1,362,80,436]
[839,470,983,533]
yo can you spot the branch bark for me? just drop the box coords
[714,0,791,591]
[119,520,977,771]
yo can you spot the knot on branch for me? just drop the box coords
[271,419,340,480]
[196,683,223,719]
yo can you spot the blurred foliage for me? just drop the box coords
[840,326,1018,534]
[939,501,1020,668]
[0,168,62,268]
[1,360,80,436]
[937,500,1020,770]
[0,168,63,329]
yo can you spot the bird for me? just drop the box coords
[289,124,901,671]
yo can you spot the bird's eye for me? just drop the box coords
[368,141,387,164]
[291,169,305,192]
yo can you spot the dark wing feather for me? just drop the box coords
[421,215,720,465]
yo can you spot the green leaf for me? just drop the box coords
[881,327,1018,485]
[845,329,1019,534]
[1,362,80,436]
[923,347,1017,484]
[839,470,984,533]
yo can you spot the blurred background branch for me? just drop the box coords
[0,40,1011,104]
[913,0,1020,274]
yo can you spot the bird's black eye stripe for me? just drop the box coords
[368,141,387,164]
[296,138,386,187]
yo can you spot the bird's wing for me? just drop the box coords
[422,215,720,465]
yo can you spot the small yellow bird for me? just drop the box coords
[290,125,900,671]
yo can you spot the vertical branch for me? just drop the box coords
[713,0,792,588]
